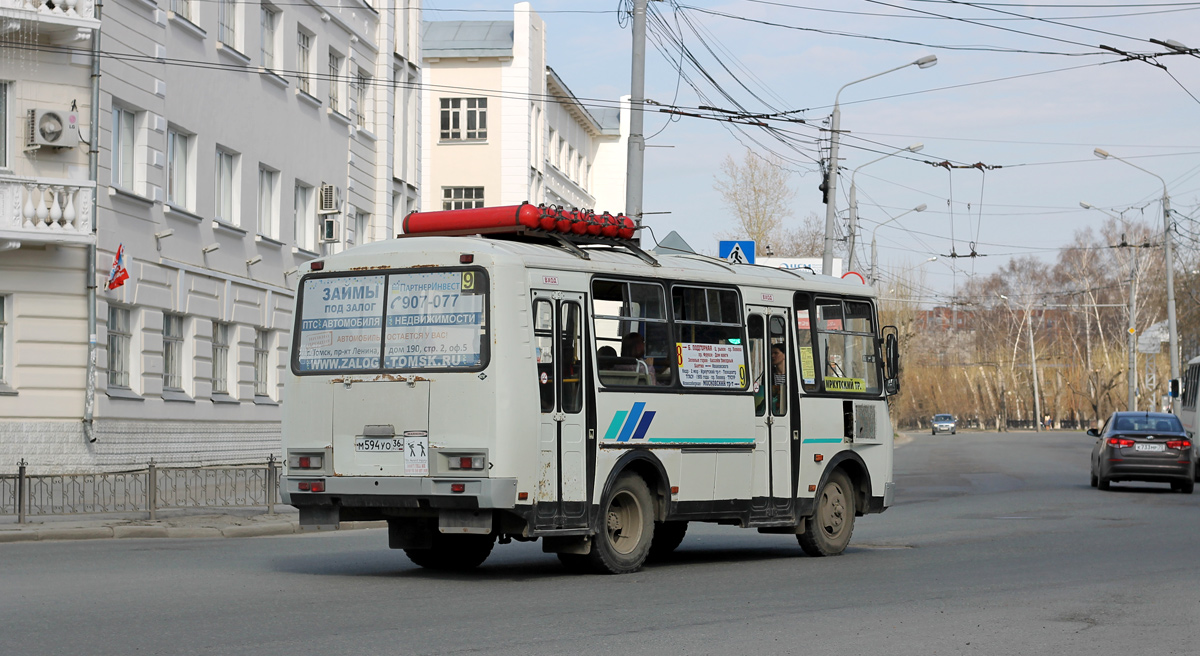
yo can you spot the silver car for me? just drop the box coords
[932,414,957,435]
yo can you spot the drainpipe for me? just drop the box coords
[83,2,103,444]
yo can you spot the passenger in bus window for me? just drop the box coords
[620,332,653,383]
[771,343,787,412]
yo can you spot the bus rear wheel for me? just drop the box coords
[405,533,495,571]
[798,470,856,557]
[587,473,655,574]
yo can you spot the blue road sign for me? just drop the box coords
[718,240,755,264]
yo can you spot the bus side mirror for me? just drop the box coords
[883,327,900,396]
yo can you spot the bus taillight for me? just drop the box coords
[448,456,485,470]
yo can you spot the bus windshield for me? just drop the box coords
[292,268,488,374]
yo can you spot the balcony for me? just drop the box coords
[0,0,99,38]
[0,176,95,247]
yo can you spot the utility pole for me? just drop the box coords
[625,0,647,233]
[1127,251,1138,411]
[1162,194,1179,414]
[1027,308,1043,432]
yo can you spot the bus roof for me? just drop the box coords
[310,235,877,298]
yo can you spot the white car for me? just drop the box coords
[932,414,957,435]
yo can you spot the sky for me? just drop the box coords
[422,0,1200,302]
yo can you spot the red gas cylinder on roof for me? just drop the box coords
[402,203,542,234]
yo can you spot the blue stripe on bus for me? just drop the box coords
[605,411,628,441]
[617,402,646,442]
[802,438,845,444]
[646,438,756,444]
[631,411,656,441]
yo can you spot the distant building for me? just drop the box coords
[1,1,422,472]
[418,2,628,217]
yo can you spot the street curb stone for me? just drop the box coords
[114,525,170,539]
[0,531,39,543]
[39,527,114,541]
[165,527,224,539]
[221,523,296,538]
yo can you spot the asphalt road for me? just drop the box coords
[2,431,1198,656]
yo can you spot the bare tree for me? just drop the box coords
[713,149,793,248]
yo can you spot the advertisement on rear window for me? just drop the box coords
[294,269,487,374]
[384,271,485,368]
[296,275,385,372]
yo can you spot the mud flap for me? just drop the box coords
[298,506,339,531]
[542,535,591,555]
[439,509,493,535]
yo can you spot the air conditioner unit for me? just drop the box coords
[320,216,340,243]
[27,109,79,149]
[317,184,341,214]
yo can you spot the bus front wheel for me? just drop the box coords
[588,473,655,574]
[798,470,856,557]
[405,533,495,571]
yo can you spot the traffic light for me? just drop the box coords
[1168,378,1180,398]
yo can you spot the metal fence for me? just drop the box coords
[1,457,281,523]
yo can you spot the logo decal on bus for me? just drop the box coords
[604,402,657,442]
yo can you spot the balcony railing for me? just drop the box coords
[0,176,95,246]
[0,0,98,28]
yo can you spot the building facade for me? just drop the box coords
[418,2,627,217]
[0,1,422,472]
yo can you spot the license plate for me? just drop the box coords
[1135,443,1165,452]
[355,437,404,452]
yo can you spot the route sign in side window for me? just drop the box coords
[671,285,746,390]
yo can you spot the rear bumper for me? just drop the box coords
[283,476,518,510]
[1101,459,1194,482]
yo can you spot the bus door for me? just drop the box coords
[532,291,590,530]
[748,308,793,518]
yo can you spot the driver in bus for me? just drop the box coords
[826,352,845,378]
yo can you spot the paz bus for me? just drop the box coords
[281,204,901,574]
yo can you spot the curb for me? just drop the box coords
[221,523,297,538]
[0,517,391,543]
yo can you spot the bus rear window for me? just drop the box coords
[293,268,488,374]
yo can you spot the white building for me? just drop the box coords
[418,2,627,217]
[0,1,422,472]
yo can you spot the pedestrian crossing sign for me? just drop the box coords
[718,240,755,264]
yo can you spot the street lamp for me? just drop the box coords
[847,143,923,272]
[1093,147,1180,413]
[869,203,927,285]
[822,55,937,277]
[1082,200,1139,410]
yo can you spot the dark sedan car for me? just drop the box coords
[1090,412,1194,494]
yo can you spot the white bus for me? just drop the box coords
[282,205,901,573]
[1181,355,1200,481]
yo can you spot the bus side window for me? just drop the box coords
[794,292,818,393]
[560,302,583,413]
[533,299,555,413]
[593,279,673,387]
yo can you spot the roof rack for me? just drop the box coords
[398,203,659,266]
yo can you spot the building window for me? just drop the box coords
[170,0,192,21]
[0,296,8,385]
[439,98,486,140]
[166,129,191,209]
[294,182,315,251]
[260,5,279,69]
[215,148,236,225]
[112,106,137,190]
[352,210,369,245]
[212,322,230,395]
[351,70,370,128]
[258,166,279,239]
[254,329,270,397]
[328,51,343,113]
[163,313,184,391]
[218,0,238,48]
[297,29,313,95]
[442,187,484,211]
[107,306,131,389]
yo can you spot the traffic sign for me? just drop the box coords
[718,240,755,264]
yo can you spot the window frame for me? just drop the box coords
[163,313,185,392]
[0,82,8,170]
[215,147,238,226]
[669,283,748,391]
[107,305,132,389]
[258,165,280,239]
[328,50,344,113]
[169,0,193,22]
[254,328,271,398]
[217,0,240,49]
[112,105,138,191]
[439,97,487,141]
[212,321,231,396]
[297,28,314,96]
[294,181,316,251]
[260,4,280,69]
[441,186,484,211]
[166,127,193,210]
[0,295,9,386]
[591,277,677,390]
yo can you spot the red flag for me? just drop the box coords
[107,244,130,290]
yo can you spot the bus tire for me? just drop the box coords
[588,473,655,574]
[648,521,688,560]
[404,533,495,571]
[798,469,855,557]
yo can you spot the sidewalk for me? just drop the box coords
[0,507,386,544]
